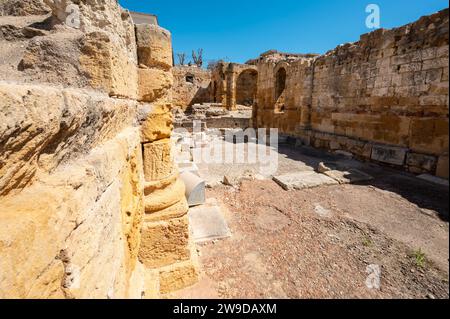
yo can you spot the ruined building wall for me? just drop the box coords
[0,0,197,298]
[211,62,258,110]
[172,66,212,110]
[255,9,449,178]
[236,69,258,106]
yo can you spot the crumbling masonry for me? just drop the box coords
[0,0,448,300]
[0,0,196,298]
[173,9,449,178]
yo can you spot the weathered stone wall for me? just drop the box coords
[0,0,197,298]
[172,66,212,110]
[255,9,449,178]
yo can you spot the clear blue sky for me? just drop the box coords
[119,0,448,65]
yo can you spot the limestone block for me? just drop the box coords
[138,68,173,103]
[0,127,145,299]
[323,169,374,184]
[409,118,449,155]
[159,259,199,294]
[406,153,437,173]
[143,138,174,181]
[371,145,407,166]
[16,30,87,88]
[317,162,339,173]
[139,215,191,269]
[273,171,338,191]
[0,0,50,16]
[188,205,231,243]
[0,83,137,196]
[436,155,449,179]
[136,24,173,70]
[144,178,186,213]
[42,0,73,24]
[329,140,341,150]
[141,104,174,143]
[144,172,179,194]
[81,31,138,99]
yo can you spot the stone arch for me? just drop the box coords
[274,63,288,112]
[235,69,258,106]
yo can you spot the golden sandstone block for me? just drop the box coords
[143,138,174,181]
[138,68,173,103]
[144,171,179,194]
[139,214,191,269]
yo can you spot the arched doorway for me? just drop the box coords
[275,67,287,112]
[235,69,258,107]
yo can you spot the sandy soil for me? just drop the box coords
[171,175,449,299]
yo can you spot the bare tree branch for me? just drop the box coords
[177,52,186,66]
[192,49,203,67]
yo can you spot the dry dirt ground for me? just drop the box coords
[169,148,449,299]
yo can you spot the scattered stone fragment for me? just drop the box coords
[334,150,354,158]
[223,170,255,187]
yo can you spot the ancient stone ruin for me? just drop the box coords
[0,0,196,298]
[172,10,449,178]
[0,0,448,299]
